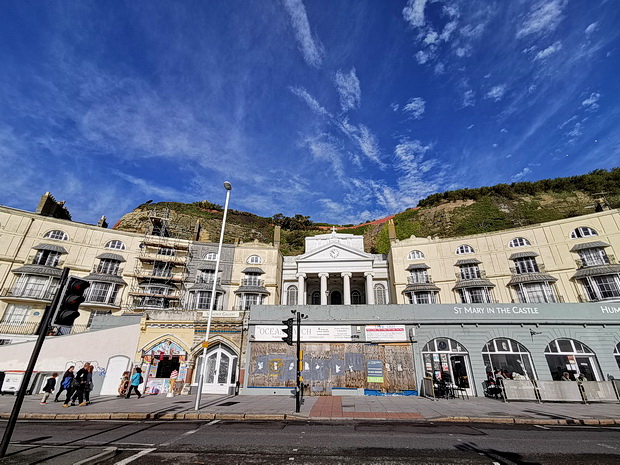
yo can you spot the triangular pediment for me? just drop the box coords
[297,243,372,263]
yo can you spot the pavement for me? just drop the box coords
[1,392,620,425]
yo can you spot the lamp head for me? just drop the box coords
[223,181,232,191]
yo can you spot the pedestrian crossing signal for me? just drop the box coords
[282,318,294,346]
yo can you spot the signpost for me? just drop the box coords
[281,310,307,413]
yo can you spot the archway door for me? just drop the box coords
[422,338,475,397]
[194,343,238,394]
[544,338,602,381]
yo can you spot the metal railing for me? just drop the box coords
[455,270,487,280]
[510,263,546,274]
[91,264,123,276]
[0,287,56,301]
[0,322,40,335]
[85,293,121,306]
[407,275,433,284]
[241,278,264,287]
[195,276,221,285]
[575,255,616,269]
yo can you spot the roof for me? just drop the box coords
[455,258,482,266]
[452,278,496,290]
[508,251,539,260]
[84,273,128,285]
[234,285,271,295]
[96,252,126,262]
[571,264,620,280]
[570,241,611,252]
[189,283,225,293]
[12,264,63,277]
[33,243,68,254]
[507,273,558,285]
[406,263,430,270]
[242,267,265,274]
[403,283,440,292]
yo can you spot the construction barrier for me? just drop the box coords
[502,379,538,402]
[581,381,619,403]
[537,380,583,402]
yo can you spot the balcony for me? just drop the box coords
[0,322,90,336]
[91,264,123,276]
[455,270,487,280]
[85,293,121,307]
[195,276,221,286]
[575,255,616,269]
[510,263,546,274]
[0,287,56,301]
[407,275,433,284]
[241,278,264,287]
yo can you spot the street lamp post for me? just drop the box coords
[194,181,232,411]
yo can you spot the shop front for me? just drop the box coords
[140,339,189,395]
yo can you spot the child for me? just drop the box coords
[41,372,58,404]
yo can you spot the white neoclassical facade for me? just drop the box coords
[281,229,389,306]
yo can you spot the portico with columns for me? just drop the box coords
[281,229,390,306]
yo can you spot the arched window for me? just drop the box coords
[482,338,536,380]
[422,338,472,391]
[544,338,602,381]
[311,291,321,305]
[614,342,620,370]
[44,230,68,241]
[570,227,598,239]
[204,252,217,261]
[351,290,363,304]
[407,250,425,260]
[247,255,263,264]
[105,240,126,250]
[455,244,474,255]
[286,286,298,305]
[374,284,387,305]
[509,237,531,248]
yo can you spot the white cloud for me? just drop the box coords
[289,86,331,116]
[403,97,426,119]
[282,0,324,68]
[585,22,598,36]
[500,128,508,133]
[337,118,384,168]
[462,89,475,107]
[534,41,562,60]
[334,68,361,112]
[306,137,346,181]
[424,30,439,44]
[402,0,427,28]
[516,0,568,38]
[467,124,474,130]
[559,115,577,129]
[485,84,507,102]
[511,167,531,181]
[492,143,498,148]
[567,122,583,137]
[506,154,512,159]
[434,62,445,74]
[415,50,432,64]
[390,103,399,112]
[582,92,600,112]
[440,20,458,41]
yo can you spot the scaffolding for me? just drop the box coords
[129,208,193,312]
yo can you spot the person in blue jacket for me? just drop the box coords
[125,367,143,399]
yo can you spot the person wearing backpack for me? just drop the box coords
[125,367,143,399]
[54,366,74,402]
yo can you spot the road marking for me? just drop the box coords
[597,443,618,450]
[533,425,549,430]
[182,429,199,436]
[113,448,156,465]
[207,420,220,425]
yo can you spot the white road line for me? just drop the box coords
[597,443,618,450]
[207,420,220,425]
[182,429,199,436]
[533,425,549,430]
[113,447,156,465]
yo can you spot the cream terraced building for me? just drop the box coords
[388,209,620,306]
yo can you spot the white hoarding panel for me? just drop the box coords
[254,325,351,341]
[365,325,407,342]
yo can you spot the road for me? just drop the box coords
[1,420,620,464]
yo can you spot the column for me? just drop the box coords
[296,273,306,305]
[319,272,329,305]
[364,271,375,305]
[341,272,352,305]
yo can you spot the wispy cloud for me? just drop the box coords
[282,0,324,68]
[334,68,361,112]
[516,0,568,38]
[289,86,331,116]
[462,90,475,107]
[511,166,531,181]
[485,84,507,102]
[582,92,600,112]
[534,41,562,60]
[403,97,426,119]
[585,22,598,36]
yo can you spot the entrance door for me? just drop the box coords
[450,355,471,391]
[330,291,342,305]
[196,344,238,394]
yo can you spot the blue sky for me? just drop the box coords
[0,1,619,226]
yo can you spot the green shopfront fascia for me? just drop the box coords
[244,303,620,397]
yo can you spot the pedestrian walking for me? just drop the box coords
[125,367,143,399]
[54,366,74,402]
[65,363,90,407]
[83,364,95,405]
[40,373,58,404]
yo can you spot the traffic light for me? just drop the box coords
[282,318,294,346]
[53,277,90,327]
